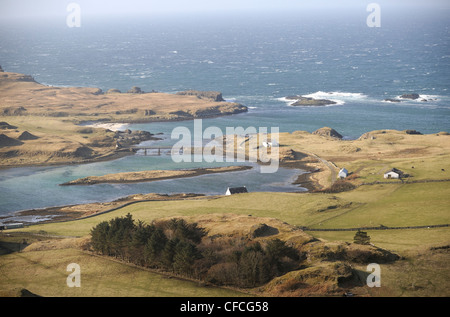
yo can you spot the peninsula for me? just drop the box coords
[59,165,252,186]
[0,69,247,168]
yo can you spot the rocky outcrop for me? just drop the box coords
[386,94,437,103]
[2,106,27,116]
[18,131,39,140]
[262,261,354,296]
[113,129,157,148]
[312,127,343,139]
[249,223,279,238]
[0,122,18,130]
[384,98,401,103]
[286,95,337,106]
[400,93,420,100]
[106,88,121,94]
[305,241,400,264]
[127,86,143,94]
[191,103,248,118]
[73,146,94,158]
[0,134,23,147]
[144,109,156,116]
[176,90,225,102]
[404,129,422,135]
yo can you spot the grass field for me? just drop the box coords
[0,248,248,297]
[1,123,449,297]
[1,179,449,297]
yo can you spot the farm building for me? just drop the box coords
[384,168,404,179]
[338,168,348,179]
[225,186,248,195]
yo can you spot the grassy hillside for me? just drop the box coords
[1,125,449,297]
[0,247,248,297]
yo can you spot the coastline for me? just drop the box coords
[280,159,325,192]
[0,193,212,226]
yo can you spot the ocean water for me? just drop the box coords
[0,9,449,217]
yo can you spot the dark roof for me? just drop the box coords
[385,168,404,175]
[227,186,248,194]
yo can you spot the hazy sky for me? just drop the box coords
[2,0,449,20]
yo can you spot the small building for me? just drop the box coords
[384,168,404,179]
[225,186,248,195]
[262,140,279,148]
[338,168,348,179]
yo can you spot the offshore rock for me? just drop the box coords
[286,95,337,106]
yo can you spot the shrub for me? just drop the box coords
[353,230,371,245]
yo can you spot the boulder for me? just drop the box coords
[404,129,422,135]
[384,98,401,103]
[249,223,279,238]
[127,86,143,94]
[400,93,420,100]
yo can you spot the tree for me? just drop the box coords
[238,242,271,287]
[107,213,135,259]
[161,238,180,271]
[265,239,299,275]
[173,241,201,276]
[90,221,111,254]
[145,227,168,267]
[130,221,154,265]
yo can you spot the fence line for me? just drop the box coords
[300,223,450,232]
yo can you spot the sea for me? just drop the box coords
[0,7,449,221]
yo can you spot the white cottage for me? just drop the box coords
[384,168,404,179]
[338,168,348,179]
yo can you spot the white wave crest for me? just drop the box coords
[279,91,367,106]
[303,91,367,100]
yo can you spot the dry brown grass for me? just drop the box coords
[0,71,246,167]
[0,71,245,122]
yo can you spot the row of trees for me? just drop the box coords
[90,214,301,288]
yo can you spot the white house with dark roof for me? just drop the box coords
[384,168,404,179]
[225,186,248,195]
[338,168,348,179]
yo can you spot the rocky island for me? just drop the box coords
[384,93,437,103]
[285,95,337,106]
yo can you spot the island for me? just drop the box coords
[59,165,252,186]
[285,95,337,106]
